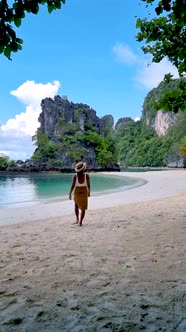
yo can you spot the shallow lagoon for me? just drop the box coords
[0,172,144,207]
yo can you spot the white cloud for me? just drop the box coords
[112,42,179,89]
[0,134,34,161]
[134,117,140,122]
[0,80,60,161]
[2,105,41,136]
[112,43,138,65]
[11,80,60,106]
[135,57,179,89]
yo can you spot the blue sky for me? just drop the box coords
[0,0,178,160]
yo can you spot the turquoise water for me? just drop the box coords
[0,173,144,207]
[121,167,165,172]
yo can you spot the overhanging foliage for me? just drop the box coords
[136,0,186,113]
[0,0,66,59]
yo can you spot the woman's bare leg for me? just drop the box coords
[79,210,85,226]
[74,204,79,224]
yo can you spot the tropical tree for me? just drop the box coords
[0,154,9,169]
[0,0,66,59]
[136,0,186,112]
[0,154,15,169]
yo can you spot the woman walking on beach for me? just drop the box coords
[69,161,90,226]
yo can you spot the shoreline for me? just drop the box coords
[0,169,185,226]
[0,172,146,210]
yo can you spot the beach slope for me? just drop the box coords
[0,170,186,331]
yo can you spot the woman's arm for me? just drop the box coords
[86,174,90,197]
[69,175,76,200]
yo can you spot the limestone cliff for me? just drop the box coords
[141,80,185,167]
[141,80,180,136]
[115,117,133,130]
[32,96,118,170]
[39,96,114,140]
[146,110,176,136]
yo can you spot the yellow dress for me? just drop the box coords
[74,174,88,211]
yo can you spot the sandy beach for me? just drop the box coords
[0,170,186,331]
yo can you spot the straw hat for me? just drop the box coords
[75,161,86,173]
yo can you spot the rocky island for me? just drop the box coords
[1,79,185,172]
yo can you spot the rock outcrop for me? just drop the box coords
[115,117,133,130]
[39,96,113,139]
[31,96,119,171]
[6,159,120,173]
[142,81,185,167]
[145,110,176,136]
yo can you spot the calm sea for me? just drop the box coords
[0,173,144,208]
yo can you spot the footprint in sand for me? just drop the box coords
[3,317,23,326]
[57,290,79,311]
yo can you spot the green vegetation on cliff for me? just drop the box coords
[31,82,185,169]
[33,126,117,166]
[114,120,174,167]
[167,112,186,166]
[114,79,186,167]
[32,98,117,167]
[142,79,185,120]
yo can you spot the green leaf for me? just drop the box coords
[0,46,4,54]
[14,17,22,27]
[4,46,11,59]
[10,41,18,52]
[17,44,22,50]
[48,4,55,13]
[136,18,141,29]
[155,5,163,15]
[31,4,39,14]
[55,2,61,9]
[16,38,23,44]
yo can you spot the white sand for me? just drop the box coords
[0,170,186,331]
